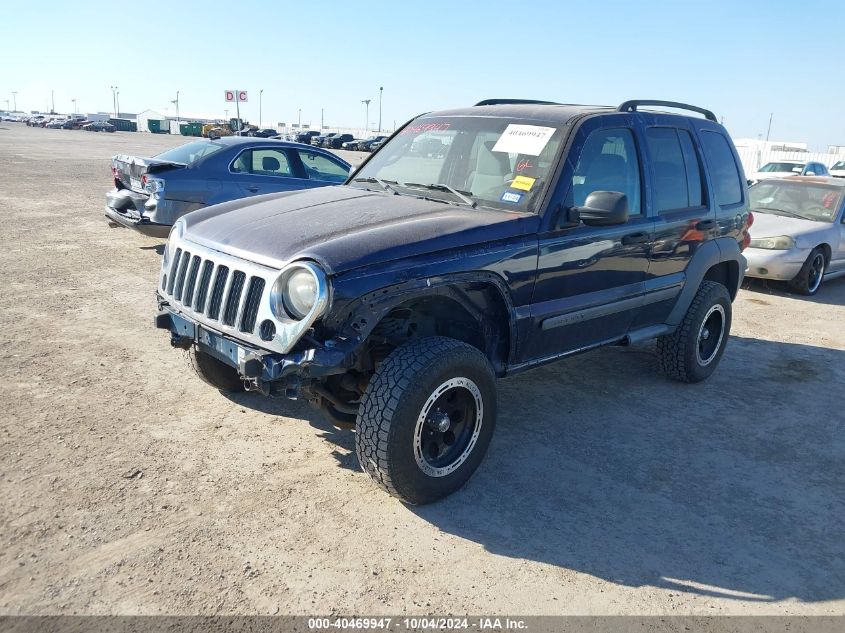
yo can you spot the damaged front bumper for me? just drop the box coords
[155,303,357,394]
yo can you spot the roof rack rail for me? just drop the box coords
[617,100,717,122]
[474,99,561,107]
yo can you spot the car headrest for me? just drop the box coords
[262,156,280,171]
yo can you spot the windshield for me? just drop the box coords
[155,140,226,165]
[749,180,843,222]
[759,162,804,173]
[350,116,566,213]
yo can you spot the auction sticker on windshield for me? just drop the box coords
[492,124,556,156]
[510,176,536,191]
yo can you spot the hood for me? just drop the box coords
[181,186,537,274]
[749,211,831,241]
[749,171,798,182]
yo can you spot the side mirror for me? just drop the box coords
[574,191,629,226]
[805,171,815,176]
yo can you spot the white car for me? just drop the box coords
[746,160,829,185]
[745,177,845,294]
[830,160,845,178]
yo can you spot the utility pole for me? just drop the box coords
[259,89,263,128]
[11,91,17,112]
[51,90,55,114]
[72,98,77,113]
[765,112,773,142]
[171,90,180,125]
[361,99,371,134]
[378,86,383,132]
[110,86,118,117]
[116,89,120,118]
[298,108,301,129]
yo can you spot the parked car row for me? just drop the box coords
[18,115,115,132]
[103,98,844,507]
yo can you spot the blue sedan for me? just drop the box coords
[105,137,352,238]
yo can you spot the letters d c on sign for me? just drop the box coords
[224,90,235,102]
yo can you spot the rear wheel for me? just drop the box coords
[657,281,732,383]
[187,348,244,393]
[355,337,497,505]
[788,247,826,295]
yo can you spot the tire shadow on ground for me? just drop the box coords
[412,336,845,603]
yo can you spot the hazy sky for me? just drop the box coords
[2,0,844,149]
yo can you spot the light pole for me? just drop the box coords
[298,108,301,129]
[110,85,118,117]
[259,89,263,128]
[765,112,773,142]
[50,90,55,114]
[321,108,324,130]
[171,90,180,125]
[11,91,17,112]
[116,89,120,118]
[72,99,77,114]
[361,99,371,134]
[378,86,383,132]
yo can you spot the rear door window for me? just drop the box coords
[646,127,703,212]
[231,148,296,177]
[699,131,743,206]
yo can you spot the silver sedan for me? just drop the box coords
[745,177,845,295]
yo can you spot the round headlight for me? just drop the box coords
[284,269,318,318]
[271,264,327,321]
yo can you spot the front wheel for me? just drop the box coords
[355,337,497,505]
[657,280,732,383]
[788,247,826,295]
[187,348,245,393]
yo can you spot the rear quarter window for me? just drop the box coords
[700,131,743,206]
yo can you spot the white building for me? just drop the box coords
[136,109,167,133]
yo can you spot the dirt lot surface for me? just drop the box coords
[1,125,843,616]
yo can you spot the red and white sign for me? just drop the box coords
[224,90,248,102]
[237,90,248,102]
[224,90,235,102]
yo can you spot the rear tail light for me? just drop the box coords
[746,211,754,228]
[740,212,754,251]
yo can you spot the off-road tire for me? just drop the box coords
[355,336,497,505]
[788,247,826,296]
[657,281,732,383]
[187,348,244,393]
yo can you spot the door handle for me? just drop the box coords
[246,186,260,193]
[621,232,649,245]
[696,219,717,231]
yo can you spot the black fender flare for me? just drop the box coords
[332,272,518,373]
[666,237,745,327]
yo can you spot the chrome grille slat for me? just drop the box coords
[193,260,215,313]
[207,265,230,320]
[223,271,247,327]
[182,256,202,307]
[240,277,265,333]
[173,251,191,301]
[165,248,182,294]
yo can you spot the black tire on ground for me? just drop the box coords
[187,348,244,393]
[355,336,497,505]
[657,280,732,384]
[788,247,826,296]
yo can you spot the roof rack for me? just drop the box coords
[474,99,562,107]
[617,100,717,122]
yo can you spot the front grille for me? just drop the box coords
[158,240,281,349]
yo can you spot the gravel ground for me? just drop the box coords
[0,124,843,616]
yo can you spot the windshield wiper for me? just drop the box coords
[403,182,477,208]
[352,176,399,195]
[754,206,804,219]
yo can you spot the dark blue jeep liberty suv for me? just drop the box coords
[156,99,751,504]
